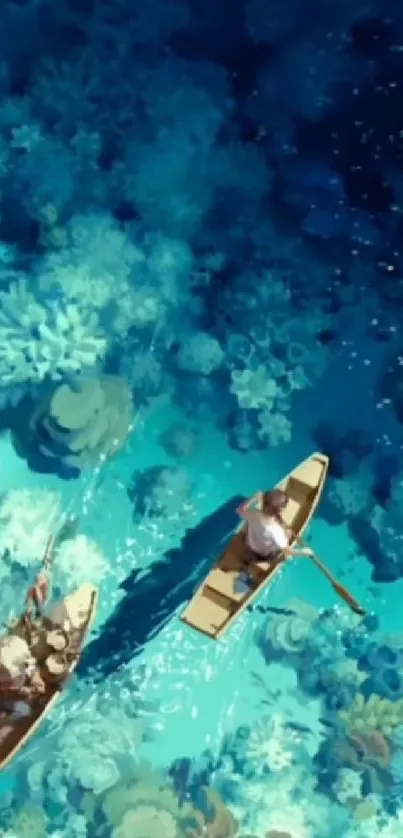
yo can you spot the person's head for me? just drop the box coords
[262,489,288,518]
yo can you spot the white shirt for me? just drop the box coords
[244,511,288,557]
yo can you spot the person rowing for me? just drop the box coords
[236,488,314,565]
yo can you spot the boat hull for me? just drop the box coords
[0,583,97,770]
[180,452,328,639]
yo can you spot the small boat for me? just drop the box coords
[180,452,329,639]
[0,583,97,770]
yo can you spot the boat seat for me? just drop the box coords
[182,588,235,637]
[281,497,302,528]
[291,457,324,490]
[205,568,256,602]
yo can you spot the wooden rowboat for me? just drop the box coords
[0,583,97,770]
[180,452,328,639]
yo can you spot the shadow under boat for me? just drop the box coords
[78,495,244,681]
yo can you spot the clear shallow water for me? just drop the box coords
[2,381,403,838]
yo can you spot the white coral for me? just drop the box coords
[0,488,62,568]
[55,534,108,586]
[0,278,106,387]
[333,767,363,804]
[36,304,106,376]
[39,213,152,336]
[230,364,278,410]
[245,713,293,773]
[257,409,292,445]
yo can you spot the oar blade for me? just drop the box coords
[333,581,365,616]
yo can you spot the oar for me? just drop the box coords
[298,539,366,617]
[42,533,56,572]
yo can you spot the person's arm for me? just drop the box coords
[236,491,263,519]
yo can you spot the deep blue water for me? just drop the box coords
[0,0,403,836]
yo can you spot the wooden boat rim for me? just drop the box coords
[180,452,329,639]
[0,584,98,771]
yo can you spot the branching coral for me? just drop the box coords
[257,409,292,446]
[0,278,106,396]
[339,694,403,737]
[230,365,278,411]
[244,714,294,774]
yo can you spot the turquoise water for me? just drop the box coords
[2,331,403,838]
[0,0,403,835]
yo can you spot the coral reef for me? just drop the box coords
[0,488,62,569]
[338,695,403,738]
[128,465,193,521]
[254,598,403,822]
[358,640,403,701]
[257,600,368,709]
[259,598,318,659]
[244,714,293,774]
[96,764,238,838]
[9,804,47,838]
[1,0,403,834]
[12,375,134,476]
[0,278,106,404]
[54,534,109,588]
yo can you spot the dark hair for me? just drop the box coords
[262,489,288,517]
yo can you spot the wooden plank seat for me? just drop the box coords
[205,567,258,603]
